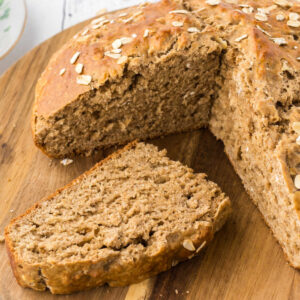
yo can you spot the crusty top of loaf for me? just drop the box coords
[35,0,300,117]
[35,0,212,116]
[183,0,300,87]
[191,0,300,71]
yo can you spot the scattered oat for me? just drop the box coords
[255,12,268,22]
[196,241,207,253]
[171,260,178,267]
[104,51,121,59]
[91,24,101,29]
[91,16,105,25]
[172,21,184,27]
[70,51,80,64]
[132,33,137,38]
[10,209,14,213]
[75,63,83,74]
[288,20,300,28]
[123,17,133,24]
[297,57,300,61]
[296,136,300,145]
[183,239,195,251]
[81,28,89,36]
[292,122,300,134]
[132,11,143,18]
[60,158,74,166]
[276,14,285,21]
[239,4,250,8]
[169,9,189,14]
[119,37,133,44]
[117,55,128,64]
[112,39,122,49]
[91,19,109,29]
[76,75,92,85]
[273,0,291,8]
[0,235,4,243]
[257,8,267,15]
[143,29,149,37]
[256,25,271,36]
[102,19,110,25]
[235,34,248,42]
[118,12,128,17]
[195,7,206,12]
[59,68,66,76]
[265,5,277,13]
[205,0,220,6]
[186,291,190,294]
[289,12,299,21]
[188,27,200,33]
[233,9,243,14]
[272,37,287,45]
[111,48,122,54]
[295,175,300,189]
[257,6,276,15]
[110,20,115,24]
[242,7,254,14]
[175,289,178,295]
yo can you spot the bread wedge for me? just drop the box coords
[5,142,231,294]
[32,0,222,158]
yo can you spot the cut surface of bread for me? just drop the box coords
[5,142,231,294]
[183,0,300,268]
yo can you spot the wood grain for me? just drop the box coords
[0,18,299,300]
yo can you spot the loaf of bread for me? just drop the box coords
[193,0,300,268]
[5,142,231,294]
[32,0,300,267]
[32,0,221,158]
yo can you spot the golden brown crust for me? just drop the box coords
[34,0,199,117]
[187,0,300,76]
[7,227,213,294]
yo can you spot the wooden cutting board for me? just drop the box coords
[0,16,299,300]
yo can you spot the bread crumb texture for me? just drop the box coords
[5,142,231,294]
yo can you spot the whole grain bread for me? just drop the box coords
[32,0,300,268]
[5,142,231,294]
[186,0,300,268]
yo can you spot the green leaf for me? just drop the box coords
[0,0,4,7]
[4,25,10,32]
[0,7,10,20]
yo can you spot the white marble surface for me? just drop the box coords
[0,0,156,75]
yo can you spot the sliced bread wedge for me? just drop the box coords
[5,142,231,294]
